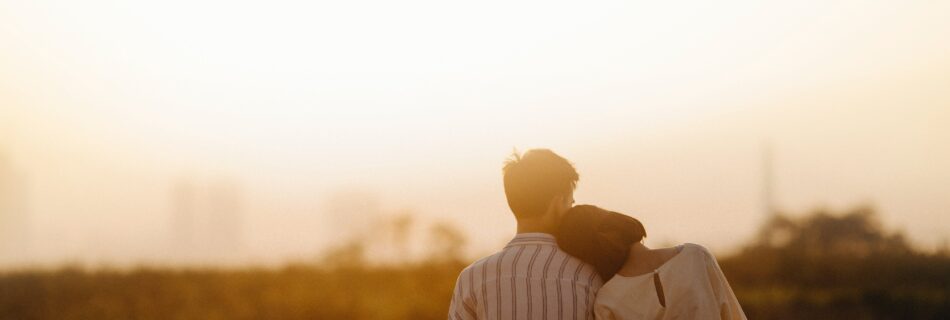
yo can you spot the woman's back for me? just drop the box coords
[616,245,683,279]
[594,243,746,320]
[556,206,746,320]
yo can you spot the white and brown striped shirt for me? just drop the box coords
[449,233,604,320]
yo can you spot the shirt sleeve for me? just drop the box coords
[578,266,604,320]
[448,269,478,320]
[594,303,615,320]
[699,246,747,320]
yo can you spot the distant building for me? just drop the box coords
[205,179,243,260]
[0,153,30,266]
[171,179,198,260]
[170,177,244,265]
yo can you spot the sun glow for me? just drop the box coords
[1,0,949,267]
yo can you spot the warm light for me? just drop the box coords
[0,0,948,267]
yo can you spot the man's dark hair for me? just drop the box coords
[502,149,579,220]
[557,205,647,281]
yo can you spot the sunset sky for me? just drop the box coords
[1,1,948,267]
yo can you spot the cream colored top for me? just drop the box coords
[593,243,746,320]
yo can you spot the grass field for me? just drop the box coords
[2,208,948,319]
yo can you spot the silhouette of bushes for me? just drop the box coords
[1,207,948,319]
[721,206,950,319]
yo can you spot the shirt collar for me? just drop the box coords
[505,232,558,248]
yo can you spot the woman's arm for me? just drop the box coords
[698,246,747,320]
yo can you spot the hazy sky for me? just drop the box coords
[1,1,948,267]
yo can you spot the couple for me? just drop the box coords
[449,149,745,320]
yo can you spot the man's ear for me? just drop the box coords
[550,195,563,207]
[544,195,561,216]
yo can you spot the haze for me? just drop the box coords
[1,1,948,268]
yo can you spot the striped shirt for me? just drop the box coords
[449,233,604,320]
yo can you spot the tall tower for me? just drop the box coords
[171,179,197,261]
[0,153,29,266]
[761,142,776,218]
[206,179,243,262]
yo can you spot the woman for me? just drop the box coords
[557,205,746,320]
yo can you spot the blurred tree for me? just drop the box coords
[3,205,946,320]
[320,240,367,269]
[427,221,466,263]
[722,205,950,319]
[388,212,414,260]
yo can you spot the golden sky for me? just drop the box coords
[1,1,949,267]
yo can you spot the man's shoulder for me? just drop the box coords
[462,255,492,271]
[460,246,598,281]
[459,250,505,275]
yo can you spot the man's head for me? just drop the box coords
[502,149,578,224]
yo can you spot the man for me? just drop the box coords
[449,149,603,320]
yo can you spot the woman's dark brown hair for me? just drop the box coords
[557,205,647,281]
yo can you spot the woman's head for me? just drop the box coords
[557,205,647,281]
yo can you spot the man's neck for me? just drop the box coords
[516,218,557,234]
